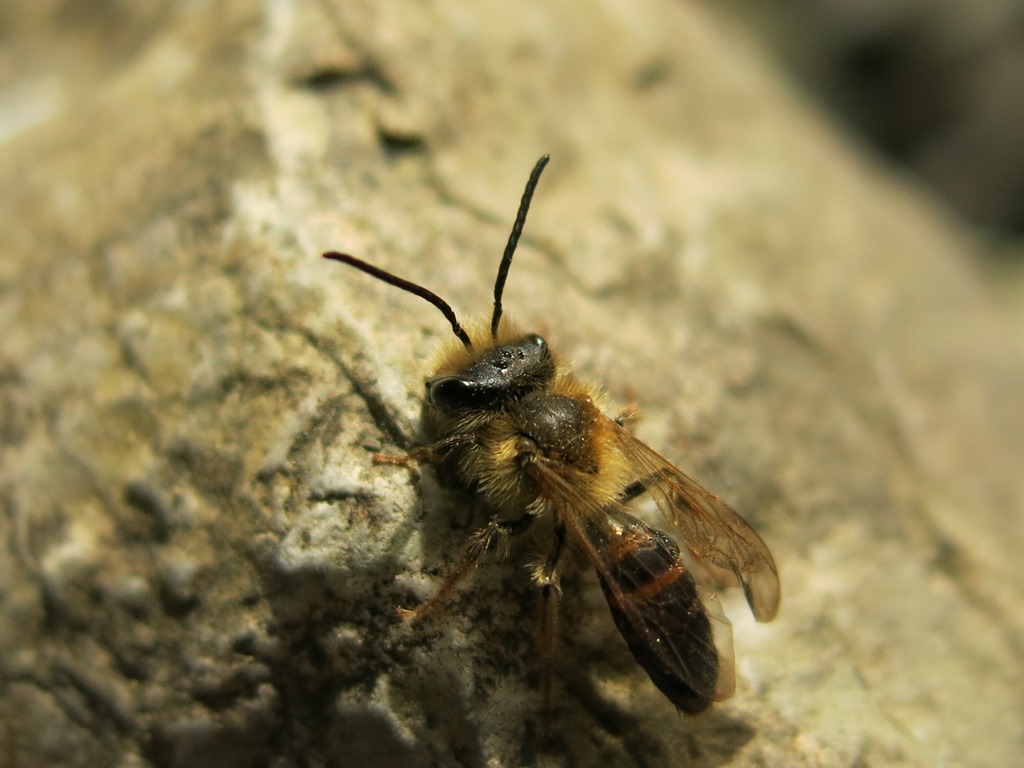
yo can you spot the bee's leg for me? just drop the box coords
[613,404,641,427]
[535,520,566,710]
[397,511,536,620]
[374,434,479,467]
[618,467,674,503]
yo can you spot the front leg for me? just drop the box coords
[373,433,479,467]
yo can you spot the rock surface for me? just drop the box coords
[1,2,1022,767]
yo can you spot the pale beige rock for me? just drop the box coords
[1,2,1022,767]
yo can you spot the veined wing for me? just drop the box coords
[611,419,780,622]
[525,456,735,712]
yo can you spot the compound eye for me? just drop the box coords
[426,376,475,408]
[524,334,546,351]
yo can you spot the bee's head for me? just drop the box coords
[323,154,551,354]
[425,333,553,412]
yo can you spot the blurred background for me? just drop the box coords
[5,1,1024,245]
[714,0,1024,258]
[3,0,1023,309]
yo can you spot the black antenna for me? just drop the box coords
[490,154,550,339]
[323,252,473,350]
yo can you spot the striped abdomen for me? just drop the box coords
[586,511,722,714]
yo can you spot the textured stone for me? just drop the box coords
[1,1,1022,767]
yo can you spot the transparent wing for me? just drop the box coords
[525,456,735,711]
[611,419,781,622]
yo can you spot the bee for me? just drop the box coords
[323,155,780,714]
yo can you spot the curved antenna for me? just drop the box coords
[323,252,473,350]
[490,154,550,339]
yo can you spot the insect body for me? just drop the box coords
[324,155,779,713]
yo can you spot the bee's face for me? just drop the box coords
[425,333,554,413]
